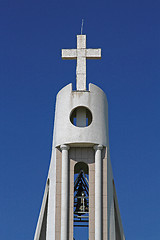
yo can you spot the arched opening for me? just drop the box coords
[73,162,89,240]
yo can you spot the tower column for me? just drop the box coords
[60,144,70,240]
[94,144,103,240]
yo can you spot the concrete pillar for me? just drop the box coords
[94,144,103,240]
[60,144,70,240]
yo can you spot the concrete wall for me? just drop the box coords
[53,83,109,147]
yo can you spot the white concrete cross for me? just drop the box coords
[62,35,101,90]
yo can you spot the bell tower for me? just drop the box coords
[34,35,125,240]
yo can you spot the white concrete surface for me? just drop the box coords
[62,35,101,91]
[46,149,57,240]
[34,181,49,240]
[53,83,109,148]
[76,107,86,127]
[60,145,70,240]
[94,144,103,240]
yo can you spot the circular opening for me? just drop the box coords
[70,106,92,127]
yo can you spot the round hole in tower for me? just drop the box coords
[70,106,92,127]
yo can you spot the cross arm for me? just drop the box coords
[86,49,101,59]
[62,49,77,60]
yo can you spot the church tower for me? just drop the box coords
[34,35,125,240]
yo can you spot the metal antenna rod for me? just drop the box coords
[81,19,84,35]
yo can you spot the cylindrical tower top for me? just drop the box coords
[52,83,109,148]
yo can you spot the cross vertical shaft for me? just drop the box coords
[76,35,86,91]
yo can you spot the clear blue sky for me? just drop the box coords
[0,0,160,239]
